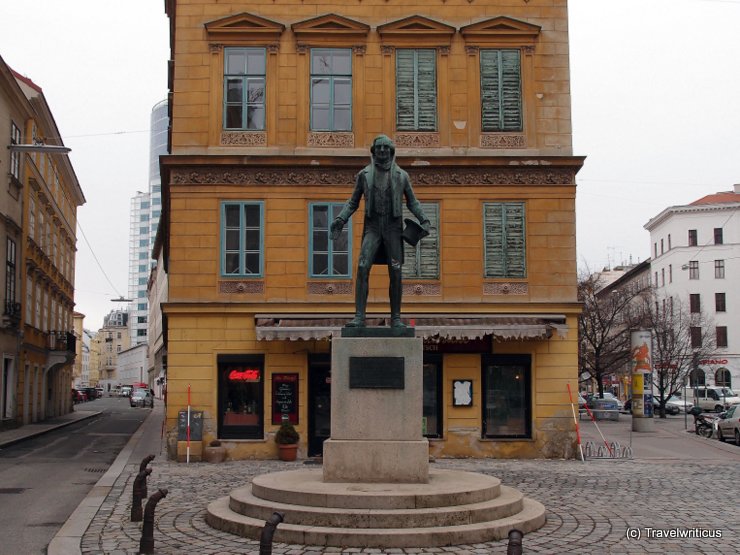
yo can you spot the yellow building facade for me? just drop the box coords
[161,0,582,460]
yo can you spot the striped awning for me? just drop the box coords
[255,315,567,341]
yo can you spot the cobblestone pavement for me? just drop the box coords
[82,454,739,555]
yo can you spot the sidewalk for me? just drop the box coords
[0,408,101,449]
[51,407,739,555]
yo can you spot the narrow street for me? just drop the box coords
[0,397,147,555]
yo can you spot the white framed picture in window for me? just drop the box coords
[452,379,473,407]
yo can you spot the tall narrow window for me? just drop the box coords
[396,49,437,131]
[5,238,16,312]
[715,292,726,312]
[669,264,673,283]
[688,260,699,280]
[221,202,263,277]
[223,47,266,130]
[10,122,21,181]
[668,234,672,250]
[484,202,526,278]
[715,260,725,279]
[310,49,352,131]
[660,238,664,254]
[688,229,697,246]
[716,326,728,348]
[714,227,723,245]
[689,294,700,313]
[661,268,665,287]
[402,203,439,279]
[310,203,350,277]
[482,354,531,438]
[480,49,522,132]
[690,326,702,348]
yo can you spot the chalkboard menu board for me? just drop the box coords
[272,373,298,425]
[177,409,203,441]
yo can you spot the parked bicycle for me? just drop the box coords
[689,406,715,438]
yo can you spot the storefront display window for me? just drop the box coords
[218,355,264,439]
[423,355,442,438]
[482,354,531,438]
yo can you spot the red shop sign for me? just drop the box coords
[229,368,261,382]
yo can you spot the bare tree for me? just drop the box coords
[641,293,716,418]
[578,271,650,398]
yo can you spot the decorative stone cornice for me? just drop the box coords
[483,282,529,296]
[395,133,440,148]
[403,283,441,296]
[219,281,265,294]
[171,166,576,187]
[307,282,353,295]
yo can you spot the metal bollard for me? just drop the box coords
[139,488,168,555]
[139,454,155,473]
[131,468,152,522]
[507,529,523,555]
[259,511,285,555]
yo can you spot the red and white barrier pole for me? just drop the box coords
[186,384,191,464]
[566,383,585,462]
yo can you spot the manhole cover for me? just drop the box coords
[84,467,107,473]
[0,488,27,494]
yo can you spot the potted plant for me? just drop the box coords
[204,439,227,463]
[274,420,299,461]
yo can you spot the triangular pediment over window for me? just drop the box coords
[378,15,456,46]
[204,12,285,43]
[291,14,370,45]
[460,16,541,45]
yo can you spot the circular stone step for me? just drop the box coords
[228,483,524,529]
[206,495,546,548]
[250,468,501,509]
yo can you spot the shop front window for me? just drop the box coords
[218,355,264,439]
[422,355,442,438]
[482,354,531,438]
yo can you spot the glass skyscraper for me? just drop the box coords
[128,99,168,345]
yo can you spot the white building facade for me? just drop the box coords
[117,343,149,388]
[645,185,740,390]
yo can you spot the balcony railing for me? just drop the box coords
[47,331,76,353]
[3,300,21,321]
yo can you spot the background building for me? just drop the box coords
[117,343,148,388]
[160,0,582,460]
[128,99,169,347]
[0,56,85,427]
[92,309,131,393]
[645,185,740,390]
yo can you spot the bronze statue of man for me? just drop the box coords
[330,135,430,328]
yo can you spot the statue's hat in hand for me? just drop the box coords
[402,218,428,246]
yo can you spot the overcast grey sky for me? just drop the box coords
[1,0,739,330]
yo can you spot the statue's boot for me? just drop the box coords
[389,267,405,328]
[346,268,369,328]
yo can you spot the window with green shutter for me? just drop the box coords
[480,49,522,132]
[484,202,526,278]
[396,49,437,131]
[402,203,439,279]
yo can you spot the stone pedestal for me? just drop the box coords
[323,335,429,483]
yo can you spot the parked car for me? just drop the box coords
[588,392,624,412]
[693,386,740,412]
[74,389,88,402]
[95,387,105,398]
[120,385,133,398]
[82,387,98,400]
[665,395,693,413]
[715,405,740,445]
[130,389,154,408]
[587,394,620,420]
[652,396,680,415]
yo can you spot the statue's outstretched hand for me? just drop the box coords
[330,217,344,240]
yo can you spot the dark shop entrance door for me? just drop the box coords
[308,354,331,457]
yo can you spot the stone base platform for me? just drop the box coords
[206,468,546,548]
